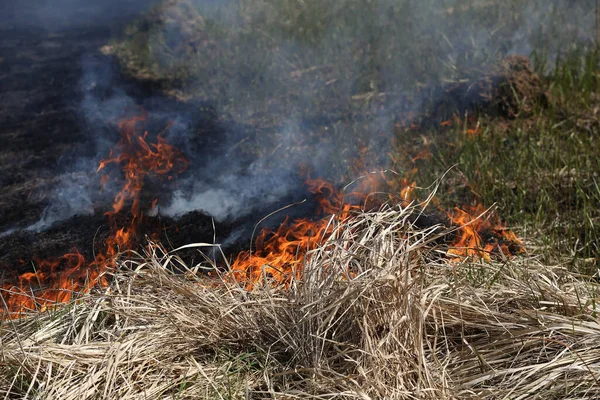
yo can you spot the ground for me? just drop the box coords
[1,0,600,398]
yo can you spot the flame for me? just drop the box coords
[228,174,418,288]
[440,114,481,135]
[2,109,526,314]
[1,112,187,318]
[229,173,524,289]
[447,204,524,261]
[2,250,110,315]
[229,177,355,287]
[98,113,187,218]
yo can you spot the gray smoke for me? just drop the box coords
[27,174,95,232]
[16,0,596,233]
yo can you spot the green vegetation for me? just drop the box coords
[404,49,600,270]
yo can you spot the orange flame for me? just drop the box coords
[2,110,526,315]
[229,177,354,287]
[447,204,524,261]
[440,114,481,135]
[2,112,187,318]
[228,174,417,288]
[98,113,187,219]
[2,250,110,315]
[229,175,525,288]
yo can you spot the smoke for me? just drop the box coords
[162,124,303,220]
[0,171,95,237]
[17,56,139,232]
[26,174,95,233]
[13,0,596,235]
[2,0,157,31]
[156,0,595,222]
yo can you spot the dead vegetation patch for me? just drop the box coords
[2,198,599,399]
[428,55,548,123]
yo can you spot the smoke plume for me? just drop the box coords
[13,0,595,236]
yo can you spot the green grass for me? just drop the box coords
[113,0,594,115]
[400,49,600,270]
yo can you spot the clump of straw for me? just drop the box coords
[2,199,600,399]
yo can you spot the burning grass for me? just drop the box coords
[0,112,188,318]
[106,0,599,270]
[2,197,599,399]
[2,2,599,397]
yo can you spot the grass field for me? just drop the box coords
[2,0,600,398]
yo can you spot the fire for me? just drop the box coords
[2,250,108,315]
[229,177,357,287]
[229,174,417,288]
[230,174,525,288]
[447,204,524,261]
[440,114,482,135]
[2,109,525,315]
[1,112,187,318]
[98,114,187,218]
[229,215,330,286]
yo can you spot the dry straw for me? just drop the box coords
[2,196,600,399]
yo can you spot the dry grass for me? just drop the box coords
[2,199,600,399]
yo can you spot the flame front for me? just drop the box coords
[230,175,524,288]
[228,175,412,288]
[229,178,354,287]
[1,113,187,318]
[2,111,526,316]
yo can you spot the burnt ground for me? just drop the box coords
[0,1,150,233]
[0,1,250,283]
[0,0,318,286]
